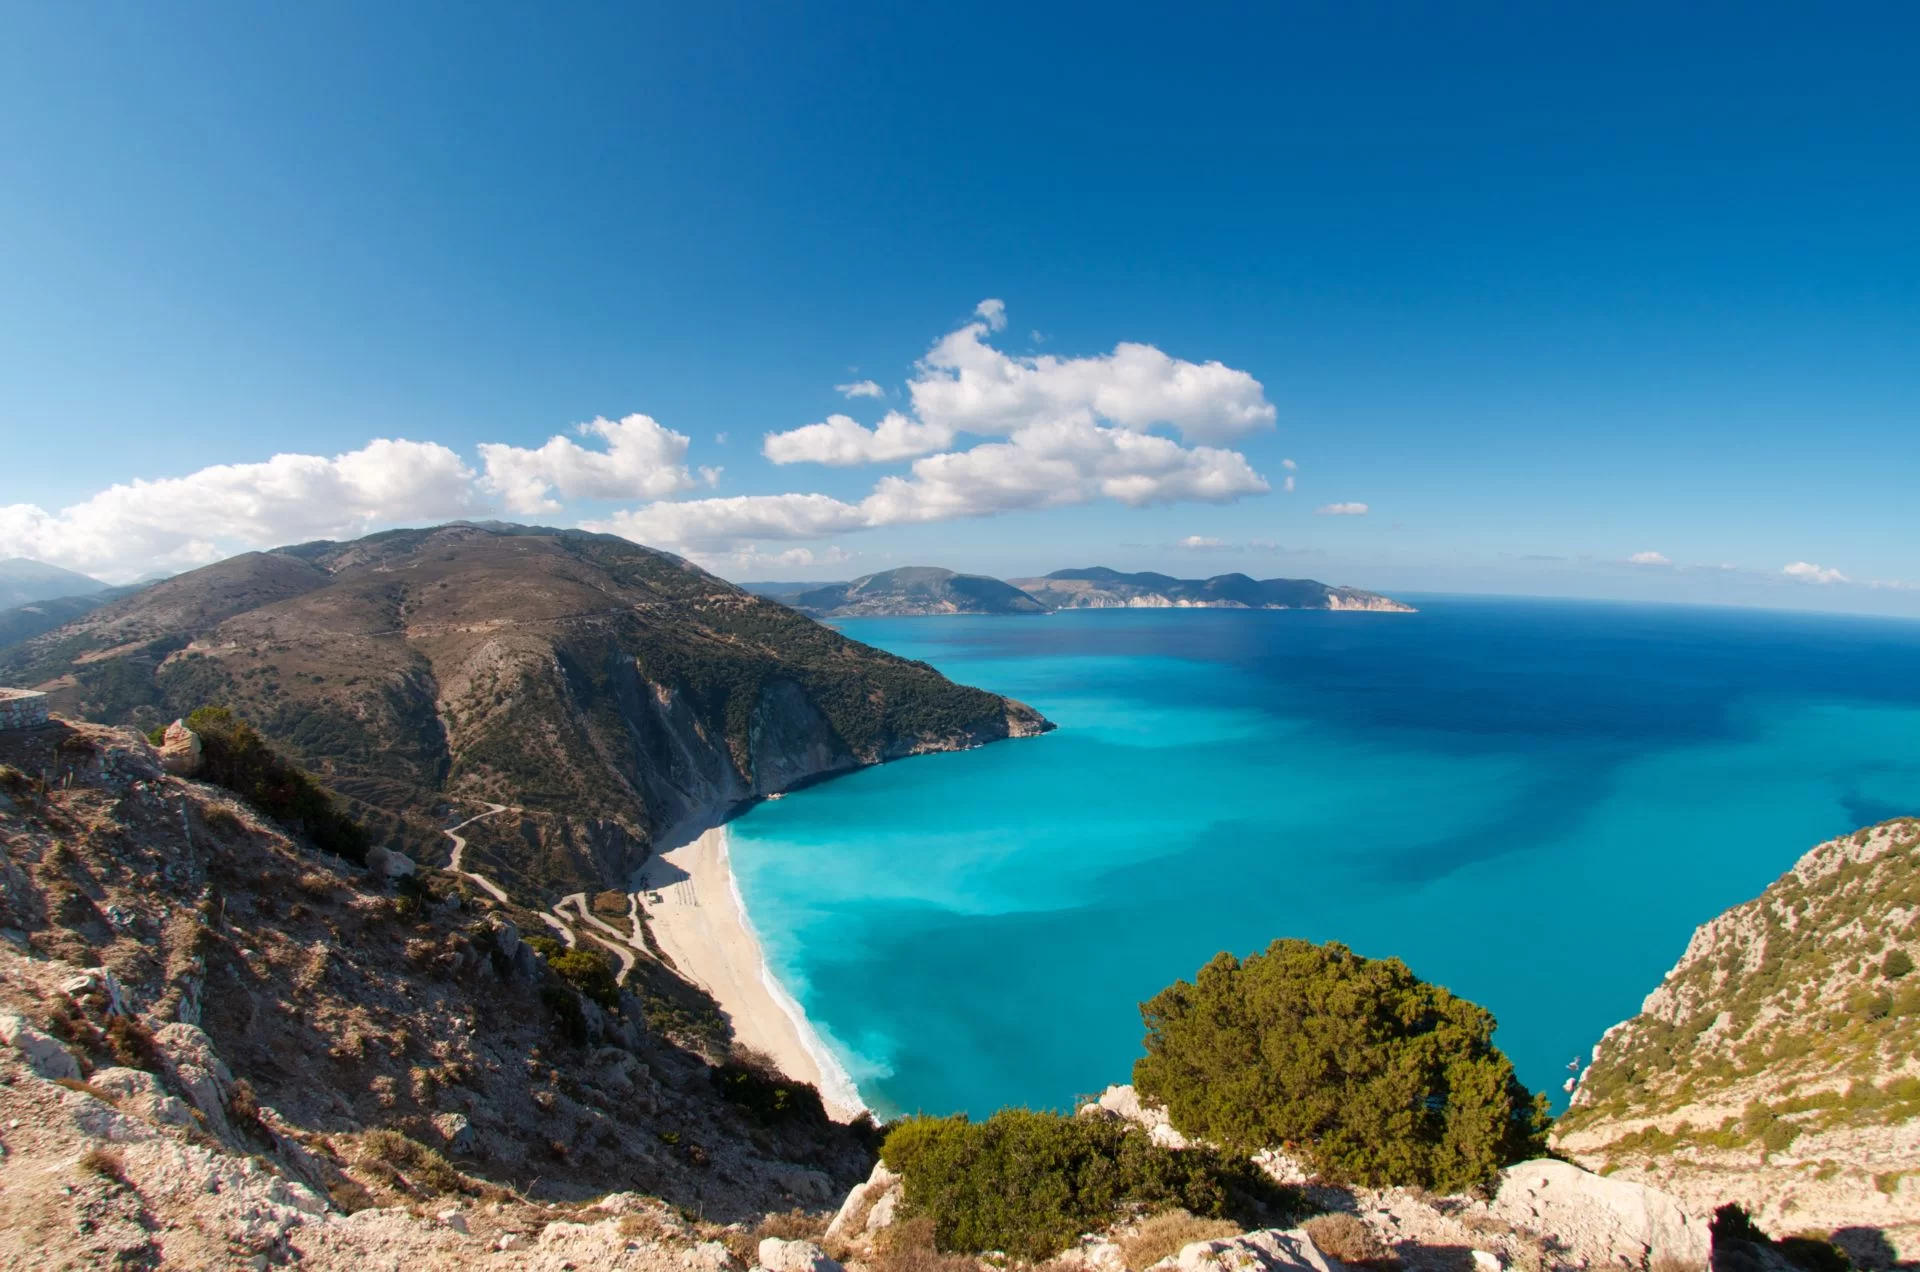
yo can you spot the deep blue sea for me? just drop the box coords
[727,597,1920,1118]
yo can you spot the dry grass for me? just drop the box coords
[77,1146,126,1183]
[1303,1213,1395,1267]
[756,1209,832,1243]
[1121,1209,1243,1271]
[870,1217,985,1272]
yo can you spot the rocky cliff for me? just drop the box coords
[1556,818,1920,1263]
[0,718,877,1267]
[0,523,1049,901]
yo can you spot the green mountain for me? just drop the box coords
[789,567,1047,617]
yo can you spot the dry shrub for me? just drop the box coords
[871,1217,985,1272]
[54,1077,115,1102]
[756,1208,831,1243]
[78,1146,125,1183]
[592,890,630,917]
[1122,1209,1243,1271]
[329,1176,378,1213]
[361,1128,466,1195]
[104,1013,159,1069]
[1303,1213,1394,1267]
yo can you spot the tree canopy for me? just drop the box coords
[1132,939,1548,1191]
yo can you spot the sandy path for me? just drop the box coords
[638,825,865,1120]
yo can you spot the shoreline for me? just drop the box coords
[637,823,867,1121]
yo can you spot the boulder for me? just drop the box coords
[758,1238,842,1272]
[685,1241,745,1272]
[826,1160,902,1241]
[158,720,203,776]
[1174,1229,1332,1272]
[90,1065,195,1128]
[0,1010,81,1081]
[366,845,417,879]
[1492,1159,1709,1268]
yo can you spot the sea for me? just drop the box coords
[725,596,1920,1119]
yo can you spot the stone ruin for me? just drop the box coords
[0,689,49,732]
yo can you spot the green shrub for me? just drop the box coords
[711,1047,827,1127]
[1133,939,1549,1192]
[548,947,620,1008]
[183,707,370,864]
[879,1108,1298,1260]
[1883,949,1914,980]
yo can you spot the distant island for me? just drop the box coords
[746,565,1414,617]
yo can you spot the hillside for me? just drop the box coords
[0,556,109,608]
[0,718,878,1266]
[1556,818,1920,1261]
[0,587,136,651]
[789,567,1046,618]
[1008,567,1414,612]
[0,523,1049,901]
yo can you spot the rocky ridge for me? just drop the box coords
[1556,818,1920,1262]
[1007,568,1414,612]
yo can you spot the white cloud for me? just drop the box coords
[1315,502,1369,516]
[974,298,1008,332]
[1282,458,1298,470]
[477,414,701,514]
[0,439,478,583]
[603,417,1267,554]
[689,544,853,575]
[1783,561,1848,585]
[763,412,956,467]
[1283,475,1296,493]
[1628,551,1672,566]
[1179,535,1229,550]
[908,304,1276,446]
[587,493,871,553]
[835,380,885,399]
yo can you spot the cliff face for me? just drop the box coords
[1556,818,1920,1262]
[0,524,1050,900]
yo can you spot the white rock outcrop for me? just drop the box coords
[757,1237,843,1272]
[1168,1228,1333,1272]
[1491,1159,1709,1267]
[0,1009,80,1081]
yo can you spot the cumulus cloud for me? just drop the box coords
[1784,561,1848,585]
[763,412,956,467]
[1628,551,1672,566]
[760,300,1278,472]
[835,380,884,399]
[688,544,853,575]
[1315,502,1369,516]
[1178,536,1229,550]
[1283,475,1296,493]
[1282,458,1298,470]
[602,418,1267,554]
[478,414,701,514]
[0,439,478,582]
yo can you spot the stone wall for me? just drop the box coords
[0,690,49,731]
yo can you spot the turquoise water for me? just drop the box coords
[727,597,1920,1117]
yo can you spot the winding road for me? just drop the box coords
[440,801,654,984]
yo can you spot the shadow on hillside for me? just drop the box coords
[1832,1227,1915,1272]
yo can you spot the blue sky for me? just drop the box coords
[1,3,1915,612]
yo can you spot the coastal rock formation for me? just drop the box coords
[1556,818,1920,1263]
[787,567,1047,618]
[1008,568,1414,612]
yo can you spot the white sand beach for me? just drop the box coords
[637,824,867,1121]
